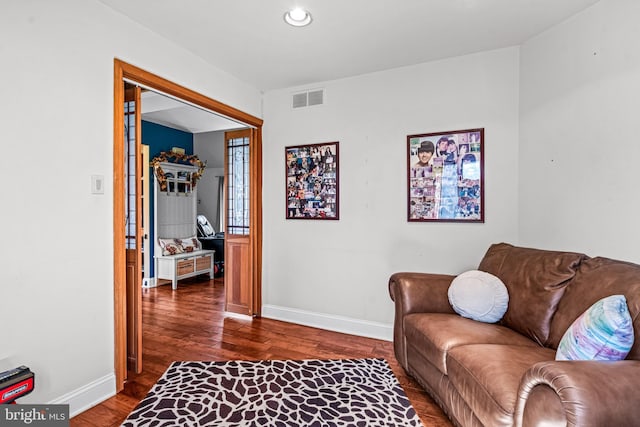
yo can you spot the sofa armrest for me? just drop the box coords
[388,272,456,315]
[388,272,455,368]
[515,360,640,427]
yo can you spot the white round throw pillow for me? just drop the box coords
[448,270,509,323]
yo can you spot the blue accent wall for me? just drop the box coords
[143,120,194,158]
[143,120,194,278]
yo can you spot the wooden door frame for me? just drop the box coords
[124,84,143,374]
[113,59,263,392]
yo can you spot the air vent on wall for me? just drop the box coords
[292,88,324,109]
[292,92,308,108]
[307,89,323,106]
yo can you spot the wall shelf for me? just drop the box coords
[153,161,213,289]
[157,162,199,195]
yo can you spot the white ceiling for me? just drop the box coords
[111,0,601,132]
[140,91,244,133]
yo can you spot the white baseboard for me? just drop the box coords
[142,277,157,288]
[50,373,116,418]
[262,305,393,342]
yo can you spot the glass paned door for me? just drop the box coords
[224,129,253,316]
[124,82,142,374]
[227,134,250,235]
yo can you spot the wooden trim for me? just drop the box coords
[113,59,263,392]
[113,62,126,392]
[117,60,263,128]
[252,127,263,316]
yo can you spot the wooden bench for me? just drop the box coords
[155,249,215,290]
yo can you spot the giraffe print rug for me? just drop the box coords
[122,358,423,426]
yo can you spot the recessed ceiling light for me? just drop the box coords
[284,8,312,27]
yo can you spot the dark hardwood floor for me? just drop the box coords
[71,277,452,427]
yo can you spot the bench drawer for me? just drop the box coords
[177,259,194,276]
[195,254,212,271]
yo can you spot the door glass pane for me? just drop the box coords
[227,135,250,235]
[124,95,137,249]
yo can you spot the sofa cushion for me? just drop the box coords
[478,243,586,345]
[179,236,201,253]
[556,294,634,361]
[548,257,640,360]
[447,344,556,427]
[404,313,538,375]
[158,238,184,256]
[448,270,509,323]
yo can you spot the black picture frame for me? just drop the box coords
[286,142,339,220]
[407,128,484,222]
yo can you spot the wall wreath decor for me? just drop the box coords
[151,151,207,191]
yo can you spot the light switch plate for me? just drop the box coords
[91,175,104,194]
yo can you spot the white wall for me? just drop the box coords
[0,0,261,413]
[262,47,520,338]
[518,0,640,261]
[194,131,226,230]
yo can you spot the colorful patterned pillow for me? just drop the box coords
[556,295,634,361]
[158,238,184,256]
[448,270,509,323]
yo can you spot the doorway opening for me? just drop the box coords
[113,59,263,392]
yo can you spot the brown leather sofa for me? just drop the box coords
[389,243,640,427]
